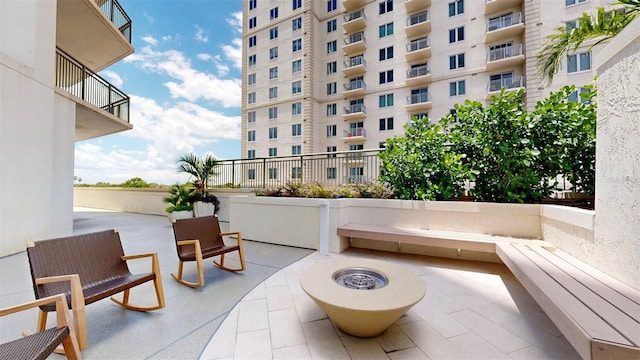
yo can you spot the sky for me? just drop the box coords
[74,0,243,185]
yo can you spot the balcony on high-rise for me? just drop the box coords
[485,12,524,43]
[342,128,367,143]
[343,103,366,121]
[405,37,431,62]
[343,32,366,55]
[405,11,430,38]
[343,56,367,77]
[484,0,523,16]
[405,64,431,86]
[343,78,367,98]
[405,0,430,14]
[342,0,366,12]
[406,90,432,112]
[485,43,525,71]
[486,74,525,99]
[343,9,366,34]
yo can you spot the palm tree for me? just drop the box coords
[177,152,219,196]
[537,0,639,86]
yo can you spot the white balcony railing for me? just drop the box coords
[487,43,524,62]
[487,12,523,32]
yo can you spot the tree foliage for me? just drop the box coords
[177,152,220,196]
[378,86,597,203]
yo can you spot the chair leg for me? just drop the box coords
[171,254,205,288]
[37,309,48,332]
[214,234,246,272]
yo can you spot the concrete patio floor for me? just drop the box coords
[0,208,581,359]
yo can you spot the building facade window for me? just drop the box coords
[249,35,257,47]
[249,17,256,29]
[327,40,337,53]
[448,0,463,16]
[379,22,394,38]
[449,109,459,122]
[270,7,279,20]
[249,0,257,10]
[269,87,278,99]
[292,80,302,94]
[327,167,337,179]
[270,27,278,40]
[248,73,256,85]
[292,17,302,31]
[247,150,256,159]
[292,124,302,136]
[379,0,393,14]
[568,87,591,104]
[291,166,302,178]
[269,148,278,157]
[449,26,465,43]
[292,145,302,155]
[327,103,337,116]
[327,61,337,74]
[269,127,278,139]
[327,124,337,137]
[379,70,394,84]
[269,167,277,179]
[248,130,256,141]
[292,59,302,73]
[248,54,256,66]
[379,93,394,108]
[292,102,302,115]
[248,168,256,179]
[327,19,337,32]
[327,82,337,95]
[327,0,337,12]
[567,52,591,73]
[292,38,302,52]
[327,146,337,158]
[449,80,466,96]
[566,0,587,6]
[269,47,278,60]
[293,0,302,10]
[379,46,394,61]
[247,92,256,104]
[449,53,465,69]
[269,67,278,79]
[247,111,256,123]
[379,117,394,130]
[268,106,278,119]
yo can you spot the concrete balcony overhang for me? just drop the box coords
[485,85,526,100]
[343,62,366,77]
[342,129,366,143]
[484,0,522,16]
[484,23,525,43]
[405,47,431,62]
[342,110,366,121]
[343,40,366,55]
[57,0,134,72]
[343,0,366,12]
[405,0,431,14]
[405,101,433,112]
[56,89,133,141]
[405,73,432,86]
[405,12,431,38]
[343,13,366,34]
[486,54,525,72]
[343,87,366,98]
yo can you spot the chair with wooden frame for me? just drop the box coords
[26,229,165,350]
[171,215,246,288]
[0,294,81,360]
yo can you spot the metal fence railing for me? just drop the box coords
[209,149,383,189]
[95,0,132,43]
[56,48,130,123]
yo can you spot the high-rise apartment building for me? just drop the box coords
[241,0,612,165]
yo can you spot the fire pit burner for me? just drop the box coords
[333,267,389,290]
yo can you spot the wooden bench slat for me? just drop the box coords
[551,248,640,307]
[496,242,631,360]
[517,244,639,346]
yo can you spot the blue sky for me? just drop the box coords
[74,0,243,185]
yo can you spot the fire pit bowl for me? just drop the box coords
[300,258,426,337]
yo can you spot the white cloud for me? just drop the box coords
[194,25,209,43]
[143,12,154,24]
[221,37,242,70]
[75,95,240,184]
[141,35,158,46]
[227,11,242,33]
[101,70,124,88]
[197,53,213,61]
[126,46,241,107]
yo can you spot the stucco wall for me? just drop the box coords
[594,18,640,289]
[1,0,75,257]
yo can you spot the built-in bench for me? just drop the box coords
[337,223,640,359]
[26,229,166,350]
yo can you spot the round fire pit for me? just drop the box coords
[300,258,426,337]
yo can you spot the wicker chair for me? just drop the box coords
[171,215,246,288]
[0,294,81,360]
[26,230,165,350]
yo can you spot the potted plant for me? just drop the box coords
[177,153,221,217]
[163,183,195,222]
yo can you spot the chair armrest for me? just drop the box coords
[122,253,155,261]
[34,274,84,315]
[220,232,243,246]
[176,239,200,247]
[122,253,161,279]
[0,294,68,317]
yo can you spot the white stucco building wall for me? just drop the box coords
[593,17,640,289]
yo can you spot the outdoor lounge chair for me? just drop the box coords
[171,215,246,288]
[0,294,81,360]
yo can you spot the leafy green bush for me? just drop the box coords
[163,183,196,213]
[378,115,475,200]
[254,181,392,199]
